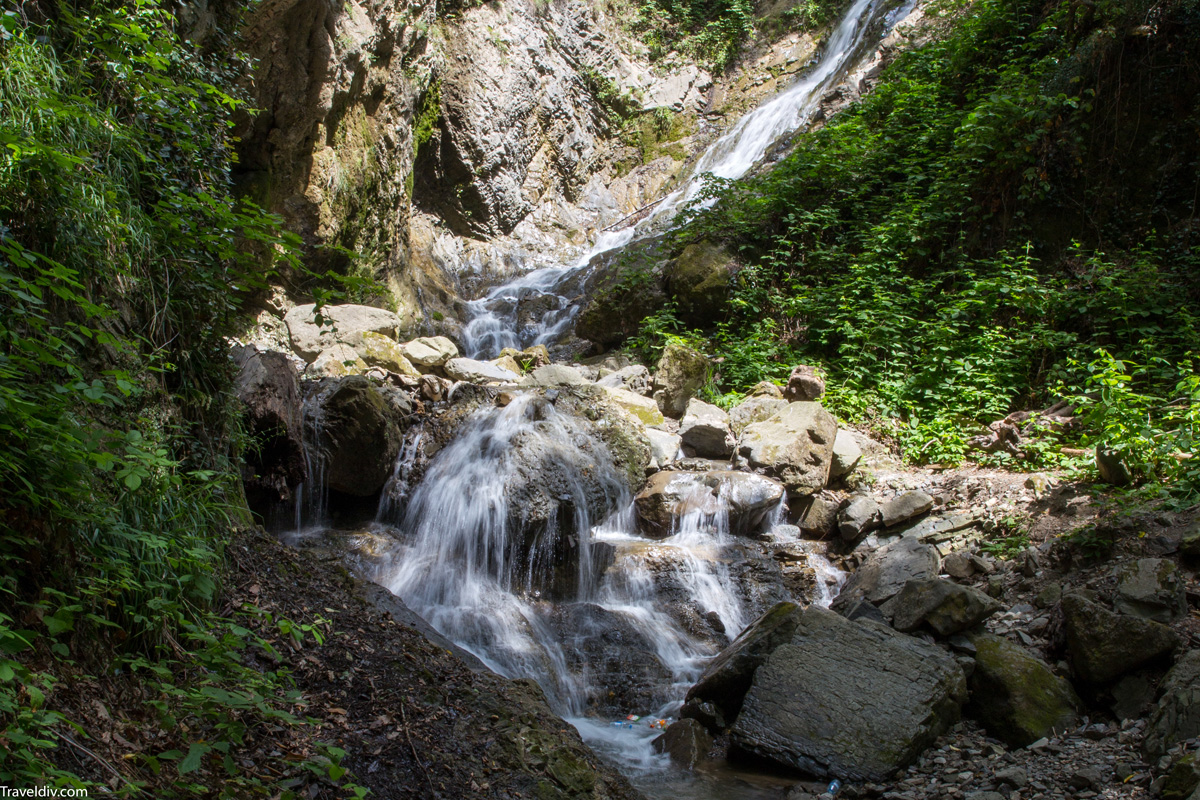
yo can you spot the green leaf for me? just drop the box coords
[178,742,210,774]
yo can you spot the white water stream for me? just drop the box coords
[461,0,913,359]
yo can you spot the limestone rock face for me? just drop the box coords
[838,495,881,542]
[595,364,652,395]
[1062,593,1180,685]
[880,491,934,527]
[285,304,404,360]
[966,633,1081,747]
[526,364,588,386]
[653,343,709,418]
[604,387,665,426]
[679,398,735,459]
[645,428,682,469]
[729,606,966,781]
[736,402,838,498]
[1145,650,1200,757]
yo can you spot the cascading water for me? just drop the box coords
[460,0,915,359]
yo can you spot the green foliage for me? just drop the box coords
[623,0,755,70]
[0,3,361,793]
[655,0,1200,489]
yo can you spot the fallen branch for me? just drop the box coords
[56,732,138,790]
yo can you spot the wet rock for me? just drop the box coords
[880,491,934,527]
[399,336,459,368]
[419,373,451,402]
[795,495,840,539]
[604,387,666,426]
[965,633,1080,747]
[357,331,422,376]
[729,395,788,436]
[646,429,682,469]
[684,601,803,728]
[653,343,709,418]
[634,470,785,538]
[833,536,941,608]
[838,495,881,542]
[444,357,521,384]
[652,718,713,769]
[737,402,838,499]
[595,365,652,395]
[881,578,1002,636]
[317,376,404,496]
[782,364,825,402]
[1061,593,1181,685]
[1114,558,1188,623]
[308,343,369,377]
[679,399,735,459]
[830,429,862,479]
[1145,650,1200,757]
[527,364,588,386]
[665,240,737,326]
[729,606,966,781]
[234,347,307,506]
[284,303,403,360]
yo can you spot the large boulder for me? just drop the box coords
[729,396,788,436]
[398,336,459,368]
[966,633,1081,747]
[730,606,966,781]
[284,303,403,360]
[833,536,941,609]
[1145,651,1200,757]
[881,578,1002,636]
[1062,593,1181,685]
[315,376,405,496]
[646,429,682,469]
[1114,558,1188,623]
[233,347,307,506]
[664,240,736,325]
[679,399,735,459]
[736,402,837,499]
[837,495,881,542]
[634,470,785,538]
[684,602,803,728]
[653,343,709,418]
[444,357,521,384]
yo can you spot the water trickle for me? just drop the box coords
[292,385,331,531]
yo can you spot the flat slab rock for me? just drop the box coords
[730,606,966,782]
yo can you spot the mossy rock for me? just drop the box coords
[664,240,738,326]
[966,633,1080,747]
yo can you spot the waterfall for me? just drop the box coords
[461,0,914,359]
